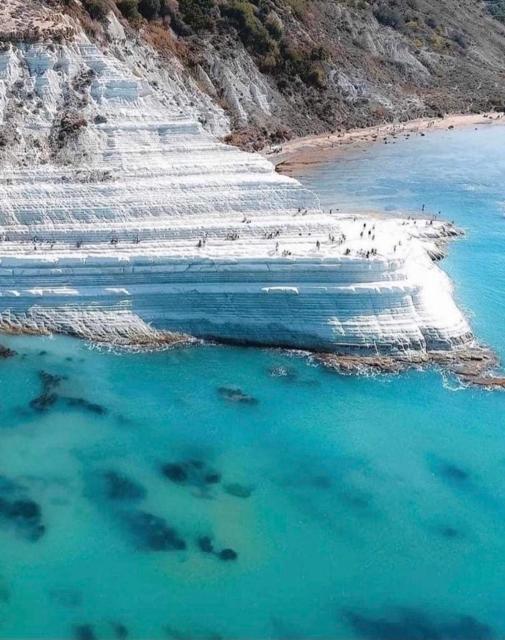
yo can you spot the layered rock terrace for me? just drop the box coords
[0,11,479,362]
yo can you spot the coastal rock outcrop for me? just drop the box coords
[0,14,475,358]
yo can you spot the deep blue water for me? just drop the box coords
[0,125,505,640]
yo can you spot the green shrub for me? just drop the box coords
[264,12,283,40]
[83,0,110,20]
[284,0,307,20]
[277,42,327,87]
[117,0,141,20]
[221,0,277,56]
[305,64,326,88]
[179,0,216,31]
[138,0,161,19]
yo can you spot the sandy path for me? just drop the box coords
[266,112,505,175]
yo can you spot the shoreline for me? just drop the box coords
[266,112,505,176]
[1,327,502,388]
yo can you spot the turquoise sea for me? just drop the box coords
[1,124,505,640]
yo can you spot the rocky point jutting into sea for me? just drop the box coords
[0,1,496,381]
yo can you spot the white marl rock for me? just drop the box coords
[0,34,473,353]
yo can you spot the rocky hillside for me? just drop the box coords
[4,0,505,149]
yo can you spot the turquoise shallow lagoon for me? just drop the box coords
[1,124,505,639]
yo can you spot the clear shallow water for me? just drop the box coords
[0,126,505,640]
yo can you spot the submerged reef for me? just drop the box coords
[344,608,494,640]
[121,510,186,552]
[0,475,45,542]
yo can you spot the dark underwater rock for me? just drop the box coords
[103,471,146,502]
[111,622,128,639]
[0,475,22,495]
[161,460,221,493]
[30,392,58,412]
[223,483,253,499]
[9,498,41,520]
[197,535,214,553]
[30,370,65,412]
[345,608,494,640]
[164,625,191,640]
[0,344,16,359]
[39,370,64,390]
[204,471,221,484]
[161,463,188,484]
[218,548,238,561]
[197,535,238,561]
[63,397,108,415]
[437,525,462,539]
[73,624,96,640]
[0,495,45,542]
[428,455,471,486]
[122,510,186,552]
[217,387,258,405]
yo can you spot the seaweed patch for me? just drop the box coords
[121,510,186,552]
[101,470,147,502]
[62,397,108,416]
[344,608,494,640]
[427,455,472,488]
[0,476,45,542]
[73,624,96,640]
[160,459,222,495]
[223,483,254,499]
[0,344,16,359]
[196,535,238,562]
[217,387,258,405]
[29,370,65,412]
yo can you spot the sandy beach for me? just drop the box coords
[267,112,505,175]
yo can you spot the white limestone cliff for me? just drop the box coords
[0,14,474,355]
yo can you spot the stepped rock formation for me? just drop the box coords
[0,5,476,358]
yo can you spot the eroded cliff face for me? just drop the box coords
[85,0,505,149]
[0,6,475,356]
[4,0,505,149]
[0,0,479,361]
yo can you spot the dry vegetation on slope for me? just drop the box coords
[3,0,505,148]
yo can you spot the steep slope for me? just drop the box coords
[67,0,505,149]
